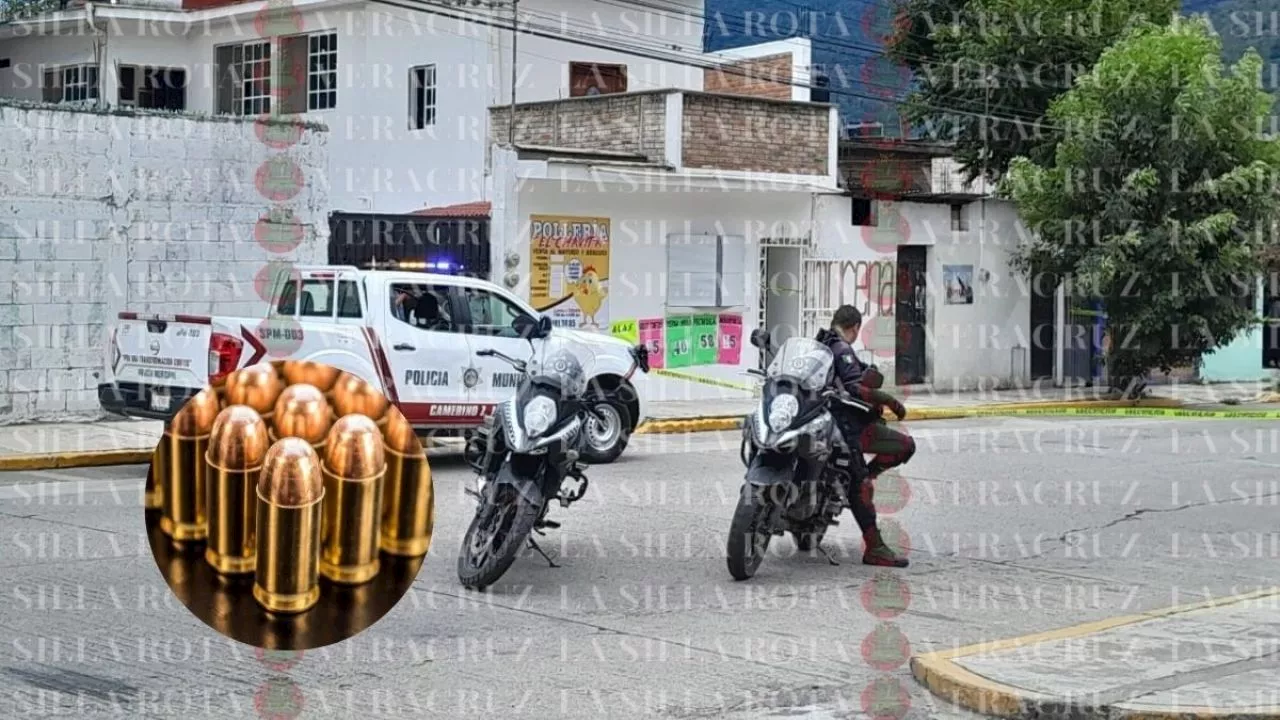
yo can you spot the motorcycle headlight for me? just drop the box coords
[523,396,557,438]
[767,394,799,433]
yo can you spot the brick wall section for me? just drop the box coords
[681,93,829,175]
[0,100,328,422]
[490,91,668,163]
[703,53,794,101]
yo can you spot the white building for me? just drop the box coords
[0,0,707,214]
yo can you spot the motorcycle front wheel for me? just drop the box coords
[726,484,775,581]
[457,484,544,590]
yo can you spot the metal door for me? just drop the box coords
[894,246,927,385]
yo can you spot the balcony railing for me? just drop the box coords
[489,89,834,179]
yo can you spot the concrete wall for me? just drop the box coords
[810,195,1032,389]
[0,99,328,422]
[704,38,812,103]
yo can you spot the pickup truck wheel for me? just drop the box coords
[582,400,630,465]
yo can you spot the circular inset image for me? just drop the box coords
[144,359,433,650]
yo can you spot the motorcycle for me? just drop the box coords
[458,324,615,590]
[725,330,879,581]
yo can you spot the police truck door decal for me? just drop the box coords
[405,370,449,387]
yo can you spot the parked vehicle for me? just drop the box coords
[457,330,606,589]
[99,266,649,463]
[725,331,878,581]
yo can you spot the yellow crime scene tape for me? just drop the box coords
[650,368,759,393]
[946,406,1280,420]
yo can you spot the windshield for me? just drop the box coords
[766,337,834,391]
[527,335,597,397]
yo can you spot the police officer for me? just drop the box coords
[815,305,914,568]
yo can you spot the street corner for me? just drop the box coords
[910,587,1280,720]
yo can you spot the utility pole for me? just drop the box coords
[508,0,518,146]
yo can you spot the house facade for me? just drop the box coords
[0,0,707,214]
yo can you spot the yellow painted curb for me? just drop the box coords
[0,449,152,472]
[912,587,1280,720]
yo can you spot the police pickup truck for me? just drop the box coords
[99,266,650,463]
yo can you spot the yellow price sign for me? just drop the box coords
[610,319,638,344]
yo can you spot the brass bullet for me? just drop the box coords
[158,388,220,543]
[270,384,332,455]
[331,373,389,425]
[253,438,325,615]
[380,407,433,557]
[224,362,284,426]
[205,405,270,575]
[281,361,341,394]
[320,414,386,584]
[144,444,162,510]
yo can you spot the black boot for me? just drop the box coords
[863,527,909,568]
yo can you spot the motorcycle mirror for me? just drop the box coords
[536,315,553,338]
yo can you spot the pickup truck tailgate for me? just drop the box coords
[111,314,210,393]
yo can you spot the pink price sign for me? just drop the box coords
[639,318,665,369]
[717,314,743,365]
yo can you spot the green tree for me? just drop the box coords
[887,0,1177,182]
[1003,17,1280,395]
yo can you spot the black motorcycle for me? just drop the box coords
[458,325,617,590]
[726,330,879,581]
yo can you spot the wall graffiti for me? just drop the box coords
[806,259,897,318]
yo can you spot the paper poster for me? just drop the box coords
[665,316,693,368]
[943,264,974,305]
[529,215,611,331]
[692,314,718,366]
[639,318,665,370]
[610,319,638,345]
[717,313,743,365]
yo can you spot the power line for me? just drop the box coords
[384,0,1063,128]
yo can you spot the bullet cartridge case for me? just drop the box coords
[331,373,389,427]
[281,361,341,395]
[158,388,221,543]
[224,362,284,427]
[144,447,162,510]
[205,405,270,575]
[253,438,325,615]
[320,414,386,584]
[269,383,332,455]
[380,409,433,557]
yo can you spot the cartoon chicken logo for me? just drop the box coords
[569,265,608,330]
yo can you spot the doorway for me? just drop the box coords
[761,246,803,366]
[895,246,928,385]
[1030,270,1057,379]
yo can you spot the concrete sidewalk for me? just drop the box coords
[912,587,1280,719]
[0,380,1274,471]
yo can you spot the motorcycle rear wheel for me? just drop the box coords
[726,485,774,581]
[457,485,543,590]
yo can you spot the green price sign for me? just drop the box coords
[691,314,718,366]
[665,316,693,368]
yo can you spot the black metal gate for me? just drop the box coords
[328,212,491,280]
[895,246,928,385]
[1030,271,1057,379]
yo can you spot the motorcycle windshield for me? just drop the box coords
[766,337,834,391]
[528,335,595,398]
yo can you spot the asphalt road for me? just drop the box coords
[0,416,1278,719]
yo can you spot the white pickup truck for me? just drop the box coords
[99,266,651,463]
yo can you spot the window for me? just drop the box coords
[42,64,98,104]
[278,32,337,113]
[951,204,969,231]
[298,279,335,317]
[569,62,627,97]
[409,64,437,130]
[276,280,298,315]
[390,284,457,332]
[337,280,362,318]
[215,41,271,115]
[851,197,877,226]
[666,234,747,307]
[460,287,532,338]
[118,66,187,111]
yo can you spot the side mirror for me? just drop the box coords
[535,315,553,338]
[749,329,771,351]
